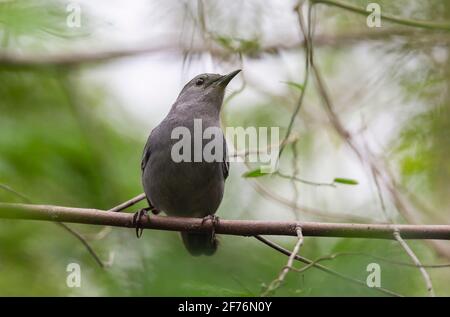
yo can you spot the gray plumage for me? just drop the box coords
[141,70,240,256]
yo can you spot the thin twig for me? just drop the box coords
[304,0,450,260]
[230,133,299,159]
[1,30,440,67]
[366,139,436,296]
[369,150,436,297]
[0,184,107,268]
[289,251,450,269]
[248,175,370,222]
[275,171,336,187]
[312,0,450,31]
[89,193,146,240]
[290,142,300,220]
[55,222,106,268]
[278,4,310,158]
[262,227,304,296]
[393,228,435,297]
[254,235,402,297]
[0,184,32,202]
[109,193,146,212]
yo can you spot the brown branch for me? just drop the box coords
[0,184,107,268]
[1,202,450,240]
[0,200,416,296]
[0,29,445,67]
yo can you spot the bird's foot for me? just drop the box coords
[132,207,151,238]
[150,205,161,215]
[201,215,220,243]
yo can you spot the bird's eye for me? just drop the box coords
[196,78,205,86]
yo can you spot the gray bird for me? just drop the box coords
[137,70,241,256]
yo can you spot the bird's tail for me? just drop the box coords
[181,232,218,256]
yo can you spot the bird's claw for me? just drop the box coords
[201,215,220,243]
[132,202,160,238]
[132,207,150,238]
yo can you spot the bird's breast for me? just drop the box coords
[142,118,227,218]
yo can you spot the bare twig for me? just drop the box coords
[0,184,107,268]
[312,0,450,31]
[87,193,146,240]
[393,229,435,297]
[369,147,434,297]
[262,227,304,296]
[290,142,301,220]
[275,171,336,187]
[254,235,402,297]
[230,133,299,159]
[0,30,447,67]
[278,4,310,158]
[55,222,107,268]
[303,1,450,259]
[289,251,450,269]
[248,177,371,222]
[109,193,146,212]
[0,184,32,202]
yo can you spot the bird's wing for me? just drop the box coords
[142,129,229,178]
[222,135,229,180]
[141,135,152,172]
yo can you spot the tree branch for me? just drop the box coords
[0,29,446,68]
[0,184,107,268]
[254,235,402,297]
[1,202,450,240]
[312,0,450,31]
[393,229,435,297]
[303,1,450,259]
[262,227,304,296]
[109,193,146,213]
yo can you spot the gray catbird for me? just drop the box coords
[136,70,241,256]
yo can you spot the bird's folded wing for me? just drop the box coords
[142,131,230,179]
[222,135,229,180]
[141,135,152,172]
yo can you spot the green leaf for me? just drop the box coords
[282,81,304,91]
[237,38,260,54]
[214,35,235,50]
[242,168,267,178]
[333,178,359,185]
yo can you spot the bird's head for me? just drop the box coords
[175,70,241,108]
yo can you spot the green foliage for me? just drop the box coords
[242,168,268,178]
[0,0,449,297]
[333,178,358,185]
[214,35,261,55]
[282,81,304,91]
[0,0,89,48]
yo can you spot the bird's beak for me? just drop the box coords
[216,69,241,87]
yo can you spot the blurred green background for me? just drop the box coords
[0,0,449,296]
